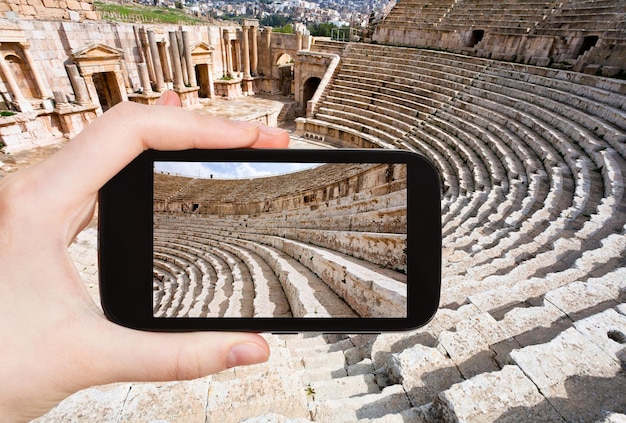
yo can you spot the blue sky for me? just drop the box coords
[155,161,321,179]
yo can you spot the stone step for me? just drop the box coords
[309,384,411,423]
[306,373,380,401]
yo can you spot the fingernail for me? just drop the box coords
[226,342,269,368]
[156,90,173,105]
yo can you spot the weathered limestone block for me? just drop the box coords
[437,312,511,378]
[602,67,622,78]
[119,379,210,422]
[510,327,626,422]
[33,383,131,422]
[430,366,564,422]
[241,414,310,423]
[207,368,308,422]
[594,413,626,423]
[544,281,616,318]
[572,308,626,362]
[387,343,463,407]
[310,384,411,423]
[307,373,379,401]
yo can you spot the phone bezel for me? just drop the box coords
[98,148,441,332]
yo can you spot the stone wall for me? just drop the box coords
[1,0,98,21]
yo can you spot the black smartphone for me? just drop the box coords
[98,148,441,332]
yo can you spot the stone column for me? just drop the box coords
[0,47,33,112]
[19,42,51,99]
[138,63,153,94]
[251,26,258,76]
[176,30,188,85]
[53,90,68,107]
[158,41,172,83]
[82,74,101,113]
[182,31,197,87]
[223,29,234,77]
[120,59,133,94]
[263,26,272,77]
[234,40,242,74]
[241,25,251,78]
[147,31,165,91]
[168,31,184,90]
[297,31,303,51]
[65,64,91,105]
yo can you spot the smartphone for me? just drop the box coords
[98,148,441,332]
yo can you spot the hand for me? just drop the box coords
[0,92,289,421]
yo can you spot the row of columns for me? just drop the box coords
[223,20,260,79]
[139,29,199,94]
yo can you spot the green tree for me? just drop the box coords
[260,14,293,28]
[308,22,337,37]
[273,24,295,34]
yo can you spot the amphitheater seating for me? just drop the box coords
[293,42,626,421]
[42,39,626,423]
[534,0,626,34]
[151,161,409,319]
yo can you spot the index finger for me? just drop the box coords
[23,100,289,209]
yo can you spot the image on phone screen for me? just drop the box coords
[152,161,408,320]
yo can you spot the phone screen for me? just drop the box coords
[99,148,439,332]
[152,161,408,319]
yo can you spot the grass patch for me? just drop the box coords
[94,1,207,25]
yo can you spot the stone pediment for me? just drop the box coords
[191,42,214,55]
[72,43,124,61]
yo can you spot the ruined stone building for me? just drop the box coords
[7,0,626,421]
[0,1,311,151]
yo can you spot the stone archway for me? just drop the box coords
[72,43,128,114]
[4,53,38,99]
[277,53,294,96]
[303,77,321,105]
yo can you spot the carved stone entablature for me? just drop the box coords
[0,18,27,44]
[241,18,259,28]
[191,41,214,65]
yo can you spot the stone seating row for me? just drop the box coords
[37,302,626,422]
[378,0,456,27]
[154,241,252,318]
[154,218,408,318]
[477,68,626,157]
[156,163,376,205]
[154,235,345,318]
[366,272,625,421]
[315,97,542,248]
[158,206,408,271]
[157,209,409,273]
[307,44,625,312]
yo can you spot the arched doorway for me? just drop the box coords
[575,35,599,58]
[5,53,38,99]
[277,53,294,96]
[467,29,485,48]
[303,77,321,104]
